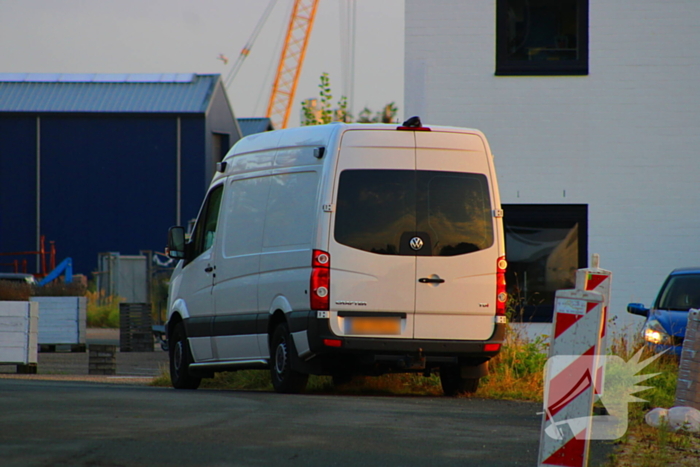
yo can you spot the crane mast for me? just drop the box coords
[266,0,319,129]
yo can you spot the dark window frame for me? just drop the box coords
[503,204,588,323]
[495,0,589,76]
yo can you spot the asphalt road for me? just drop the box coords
[0,379,613,467]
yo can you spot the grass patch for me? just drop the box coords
[150,324,545,399]
[150,368,444,395]
[605,349,700,467]
[86,290,123,328]
[476,328,547,401]
[312,373,444,396]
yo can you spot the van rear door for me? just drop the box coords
[413,131,497,340]
[329,130,416,339]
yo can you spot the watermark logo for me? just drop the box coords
[541,349,665,441]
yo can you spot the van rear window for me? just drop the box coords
[334,170,494,256]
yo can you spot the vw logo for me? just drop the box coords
[409,237,424,251]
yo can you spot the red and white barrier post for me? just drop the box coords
[577,254,612,400]
[538,255,611,467]
[576,253,612,346]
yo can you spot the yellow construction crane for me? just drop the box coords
[266,0,320,129]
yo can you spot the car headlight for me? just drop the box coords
[643,319,672,346]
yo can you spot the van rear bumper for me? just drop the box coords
[292,311,506,359]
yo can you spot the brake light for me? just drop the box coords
[484,343,501,352]
[311,250,330,310]
[496,256,507,317]
[396,126,431,131]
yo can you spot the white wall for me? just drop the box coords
[405,0,700,337]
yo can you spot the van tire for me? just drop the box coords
[169,322,201,390]
[439,365,479,396]
[270,323,309,394]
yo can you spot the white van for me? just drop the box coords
[165,118,507,395]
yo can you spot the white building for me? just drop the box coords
[404,0,700,338]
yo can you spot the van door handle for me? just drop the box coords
[419,277,445,284]
[204,266,214,273]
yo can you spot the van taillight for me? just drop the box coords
[311,250,330,310]
[496,256,507,317]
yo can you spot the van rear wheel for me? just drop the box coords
[169,322,201,390]
[439,365,479,396]
[270,323,308,394]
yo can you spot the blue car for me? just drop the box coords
[627,267,700,356]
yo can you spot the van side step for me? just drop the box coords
[189,359,268,373]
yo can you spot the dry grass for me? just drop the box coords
[150,324,546,399]
[610,420,700,467]
[32,281,87,297]
[476,326,547,401]
[0,280,32,301]
[603,345,700,467]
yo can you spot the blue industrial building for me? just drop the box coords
[0,73,242,274]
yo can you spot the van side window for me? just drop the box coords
[263,172,318,248]
[222,176,270,257]
[190,184,224,259]
[335,169,494,256]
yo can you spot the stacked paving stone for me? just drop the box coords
[88,344,116,375]
[675,309,700,409]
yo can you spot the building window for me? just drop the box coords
[503,204,588,322]
[496,0,588,76]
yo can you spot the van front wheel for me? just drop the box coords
[270,323,308,394]
[439,365,479,396]
[169,322,201,390]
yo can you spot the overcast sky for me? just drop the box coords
[0,0,405,127]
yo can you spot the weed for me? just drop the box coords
[86,290,123,328]
[477,325,548,401]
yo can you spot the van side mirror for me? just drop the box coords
[627,303,650,317]
[167,226,187,260]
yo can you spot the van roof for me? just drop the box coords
[224,122,485,161]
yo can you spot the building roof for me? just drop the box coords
[237,117,274,136]
[0,73,221,113]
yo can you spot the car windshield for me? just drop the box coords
[656,274,700,311]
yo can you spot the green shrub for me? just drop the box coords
[477,326,548,401]
[86,290,122,328]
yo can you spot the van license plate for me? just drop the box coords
[348,317,401,335]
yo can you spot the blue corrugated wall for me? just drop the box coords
[0,114,208,274]
[180,116,207,226]
[0,116,37,255]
